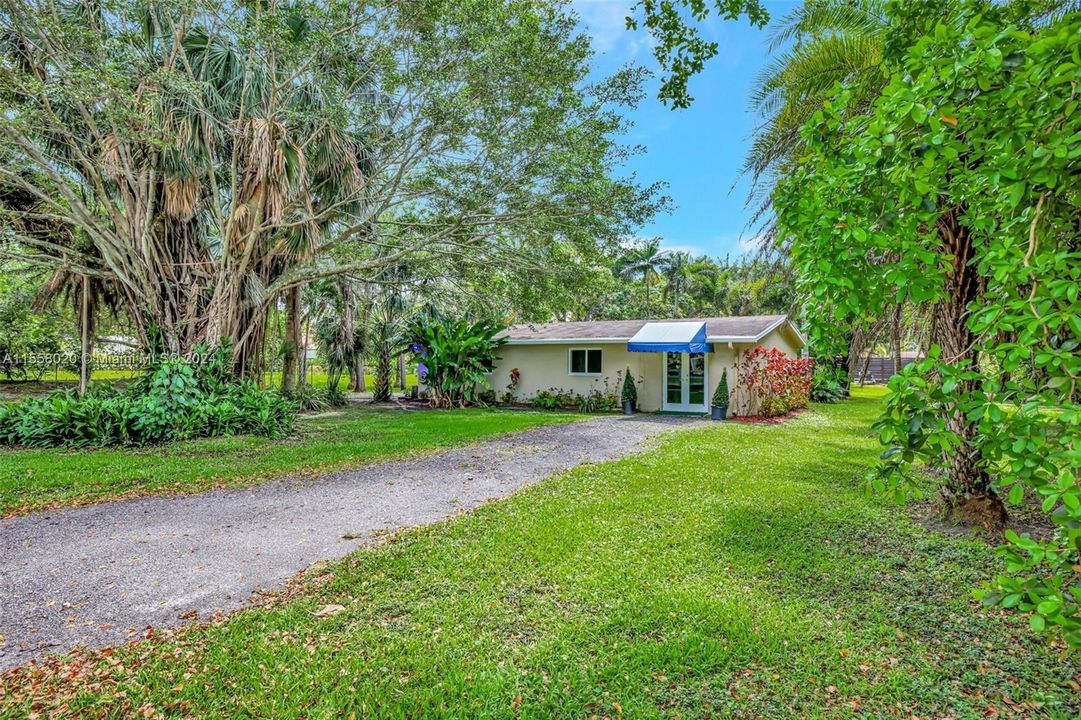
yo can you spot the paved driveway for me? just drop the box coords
[0,414,694,670]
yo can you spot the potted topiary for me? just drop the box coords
[711,369,729,421]
[621,367,637,415]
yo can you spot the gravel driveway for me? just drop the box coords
[0,413,694,670]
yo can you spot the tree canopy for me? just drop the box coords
[628,0,769,108]
[0,0,661,373]
[775,1,1081,646]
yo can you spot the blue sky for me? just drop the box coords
[572,0,798,258]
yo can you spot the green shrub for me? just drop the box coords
[529,388,567,410]
[620,367,637,405]
[528,387,617,414]
[288,383,330,412]
[408,315,507,408]
[0,351,295,448]
[712,369,729,407]
[576,393,598,413]
[810,365,847,403]
[323,385,348,408]
[588,385,619,412]
[529,391,559,410]
[529,388,573,410]
[529,389,557,406]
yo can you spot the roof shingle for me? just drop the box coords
[498,315,796,343]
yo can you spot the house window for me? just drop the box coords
[569,348,602,375]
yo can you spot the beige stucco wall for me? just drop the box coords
[706,345,737,411]
[488,342,664,410]
[758,323,803,357]
[486,323,802,414]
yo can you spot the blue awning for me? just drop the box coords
[627,321,712,353]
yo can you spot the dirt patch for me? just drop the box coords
[908,496,1057,542]
[729,408,807,425]
[940,494,1007,530]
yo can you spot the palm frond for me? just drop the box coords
[767,0,887,53]
[741,0,889,251]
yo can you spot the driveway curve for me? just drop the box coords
[0,413,694,670]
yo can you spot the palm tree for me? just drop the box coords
[662,253,719,315]
[689,266,723,315]
[661,252,692,314]
[614,238,671,311]
[0,2,374,376]
[369,291,411,403]
[366,261,424,402]
[311,278,362,397]
[743,0,888,243]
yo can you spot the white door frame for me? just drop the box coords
[661,351,709,413]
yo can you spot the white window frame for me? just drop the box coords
[567,347,603,376]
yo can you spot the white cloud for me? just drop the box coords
[737,234,763,252]
[619,234,763,258]
[571,0,653,62]
[660,233,766,258]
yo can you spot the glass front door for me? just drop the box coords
[663,352,708,413]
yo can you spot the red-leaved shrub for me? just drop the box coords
[735,346,814,418]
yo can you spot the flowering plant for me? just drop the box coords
[735,346,813,418]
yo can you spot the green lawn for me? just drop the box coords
[3,389,1078,718]
[0,406,579,517]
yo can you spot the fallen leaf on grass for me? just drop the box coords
[313,604,345,618]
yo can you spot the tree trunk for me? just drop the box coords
[373,344,392,402]
[892,303,903,377]
[281,286,301,395]
[847,326,866,384]
[231,301,269,380]
[396,354,406,389]
[839,329,853,396]
[932,209,1006,527]
[298,314,310,388]
[351,356,366,392]
[79,275,90,396]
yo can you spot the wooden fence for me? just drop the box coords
[853,354,920,384]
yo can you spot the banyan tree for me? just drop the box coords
[0,0,660,375]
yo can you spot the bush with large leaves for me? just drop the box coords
[408,317,507,408]
[0,347,295,448]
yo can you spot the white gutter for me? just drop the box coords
[707,336,768,343]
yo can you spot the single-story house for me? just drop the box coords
[491,314,806,415]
